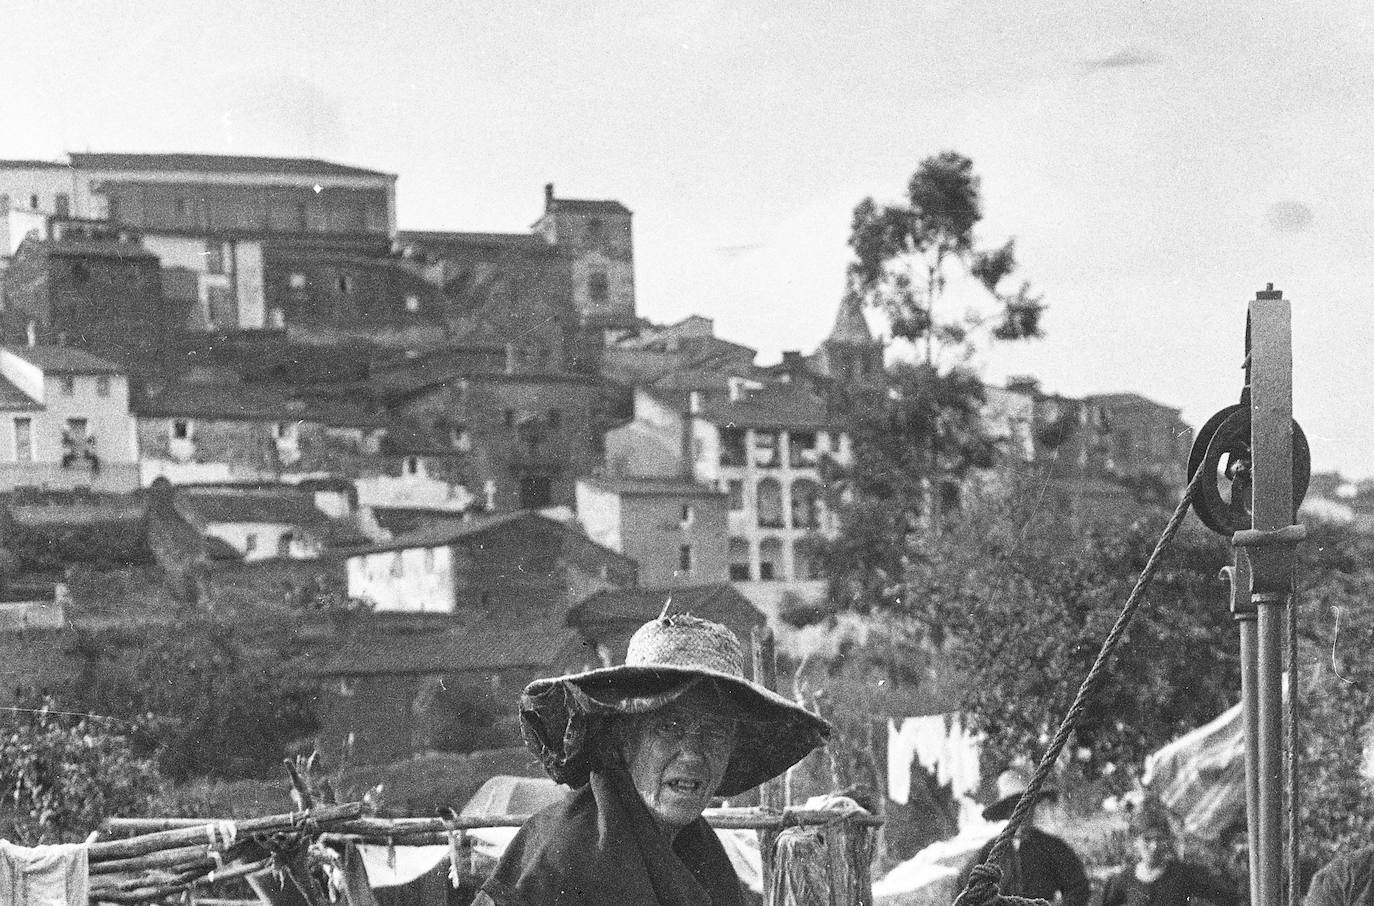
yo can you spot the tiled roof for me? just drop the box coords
[133,382,385,427]
[398,231,551,253]
[580,477,725,498]
[4,346,124,375]
[547,198,632,215]
[0,376,41,411]
[0,159,68,170]
[177,491,330,527]
[342,511,634,565]
[36,239,158,260]
[695,386,839,431]
[307,624,592,676]
[69,152,393,179]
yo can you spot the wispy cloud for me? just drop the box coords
[1082,47,1164,72]
[1266,200,1314,233]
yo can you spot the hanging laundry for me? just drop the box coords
[0,840,89,906]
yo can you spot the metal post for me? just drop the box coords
[1224,559,1262,906]
[1242,288,1294,906]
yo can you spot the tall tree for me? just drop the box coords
[847,150,1044,366]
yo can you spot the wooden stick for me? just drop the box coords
[90,844,216,875]
[89,802,363,862]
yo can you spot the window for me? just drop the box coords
[390,553,404,577]
[28,194,38,210]
[727,480,744,511]
[678,544,693,574]
[245,533,258,554]
[585,217,605,243]
[204,241,225,275]
[404,456,421,476]
[172,420,191,440]
[96,376,111,397]
[277,533,293,558]
[13,418,32,464]
[587,269,609,302]
[54,194,70,217]
[547,408,561,429]
[753,430,780,468]
[759,538,783,581]
[504,409,516,428]
[59,376,75,396]
[337,275,352,294]
[728,538,751,581]
[424,548,436,571]
[71,263,90,285]
[720,428,746,467]
[106,198,120,222]
[757,478,784,528]
[789,431,818,467]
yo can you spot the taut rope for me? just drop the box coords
[953,465,1209,906]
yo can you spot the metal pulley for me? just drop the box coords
[1186,403,1311,536]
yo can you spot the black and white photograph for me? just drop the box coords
[0,4,1371,906]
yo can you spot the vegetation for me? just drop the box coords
[0,696,164,844]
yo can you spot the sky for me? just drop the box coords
[3,2,1372,479]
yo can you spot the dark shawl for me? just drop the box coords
[955,827,1091,906]
[481,768,745,906]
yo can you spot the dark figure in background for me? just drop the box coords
[1102,807,1240,906]
[1304,730,1374,906]
[956,768,1091,906]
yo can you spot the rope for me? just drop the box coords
[953,466,1206,906]
[1286,568,1300,906]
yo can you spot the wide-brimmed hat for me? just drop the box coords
[982,767,1059,821]
[519,613,831,797]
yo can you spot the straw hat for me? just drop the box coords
[519,613,831,797]
[982,767,1059,821]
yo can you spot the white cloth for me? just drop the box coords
[0,840,89,906]
[356,842,450,888]
[887,715,981,805]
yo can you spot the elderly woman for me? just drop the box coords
[474,612,831,906]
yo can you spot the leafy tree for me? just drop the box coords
[71,612,319,782]
[0,696,165,843]
[847,150,1044,366]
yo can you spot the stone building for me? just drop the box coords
[343,511,636,622]
[531,184,635,331]
[2,220,169,363]
[575,477,729,587]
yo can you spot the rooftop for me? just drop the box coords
[134,382,383,426]
[68,152,394,180]
[0,159,69,170]
[176,490,331,527]
[546,197,632,216]
[4,346,125,375]
[694,385,840,431]
[580,477,726,498]
[0,376,42,411]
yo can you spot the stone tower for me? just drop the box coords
[815,295,883,383]
[532,183,636,332]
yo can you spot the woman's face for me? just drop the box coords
[622,693,737,833]
[1135,829,1174,869]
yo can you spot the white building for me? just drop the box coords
[0,346,139,492]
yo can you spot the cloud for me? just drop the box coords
[1082,47,1164,71]
[1265,200,1314,233]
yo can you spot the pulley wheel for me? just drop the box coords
[1187,404,1311,536]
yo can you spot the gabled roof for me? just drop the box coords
[307,623,593,676]
[4,346,124,375]
[341,511,635,565]
[0,376,42,411]
[176,491,330,527]
[68,152,393,179]
[398,230,552,254]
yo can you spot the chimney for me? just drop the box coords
[544,183,555,211]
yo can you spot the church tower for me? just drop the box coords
[815,295,883,383]
[532,183,636,332]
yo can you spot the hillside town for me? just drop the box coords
[0,151,1369,905]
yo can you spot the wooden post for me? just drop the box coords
[754,626,783,906]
